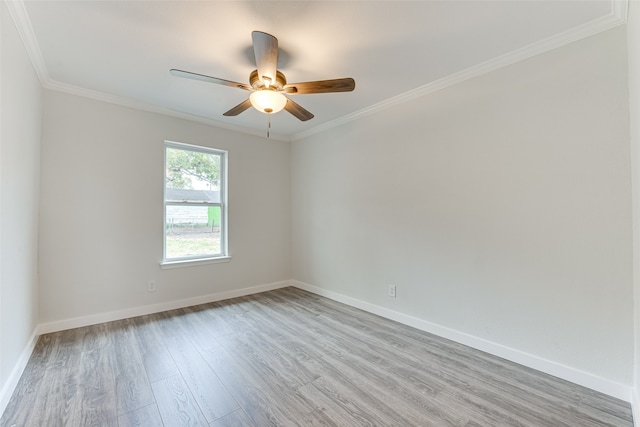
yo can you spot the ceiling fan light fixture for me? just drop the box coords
[250,89,287,114]
[172,32,353,122]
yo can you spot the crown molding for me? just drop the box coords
[5,0,628,143]
[4,0,48,85]
[612,0,629,23]
[4,0,288,142]
[45,79,289,142]
[291,0,629,141]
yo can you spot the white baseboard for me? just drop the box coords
[38,280,291,334]
[292,280,633,403]
[3,279,632,421]
[0,329,39,417]
[633,389,640,427]
[1,280,291,420]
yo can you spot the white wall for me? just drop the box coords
[0,0,42,395]
[292,26,633,387]
[628,0,640,417]
[38,91,291,323]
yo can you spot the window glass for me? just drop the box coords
[164,142,227,262]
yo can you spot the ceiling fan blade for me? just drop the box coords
[252,31,278,86]
[284,98,314,121]
[170,69,251,91]
[223,98,253,116]
[284,78,355,95]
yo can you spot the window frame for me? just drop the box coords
[162,140,229,267]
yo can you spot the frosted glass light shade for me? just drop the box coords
[250,90,287,114]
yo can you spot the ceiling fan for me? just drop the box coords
[170,31,355,122]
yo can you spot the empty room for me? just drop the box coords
[2,0,640,425]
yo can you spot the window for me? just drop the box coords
[163,141,227,264]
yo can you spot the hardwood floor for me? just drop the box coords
[0,287,633,426]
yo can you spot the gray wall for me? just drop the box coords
[628,0,640,412]
[38,91,291,323]
[0,0,42,392]
[292,27,633,387]
[1,1,636,411]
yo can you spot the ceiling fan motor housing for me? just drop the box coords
[250,69,287,90]
[171,31,353,122]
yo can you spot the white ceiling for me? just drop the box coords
[10,0,626,140]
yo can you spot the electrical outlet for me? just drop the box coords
[148,280,157,292]
[388,284,396,298]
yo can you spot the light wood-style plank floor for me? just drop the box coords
[0,287,633,426]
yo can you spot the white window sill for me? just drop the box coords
[160,256,231,269]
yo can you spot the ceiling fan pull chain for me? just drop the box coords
[267,115,271,139]
[171,32,354,125]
